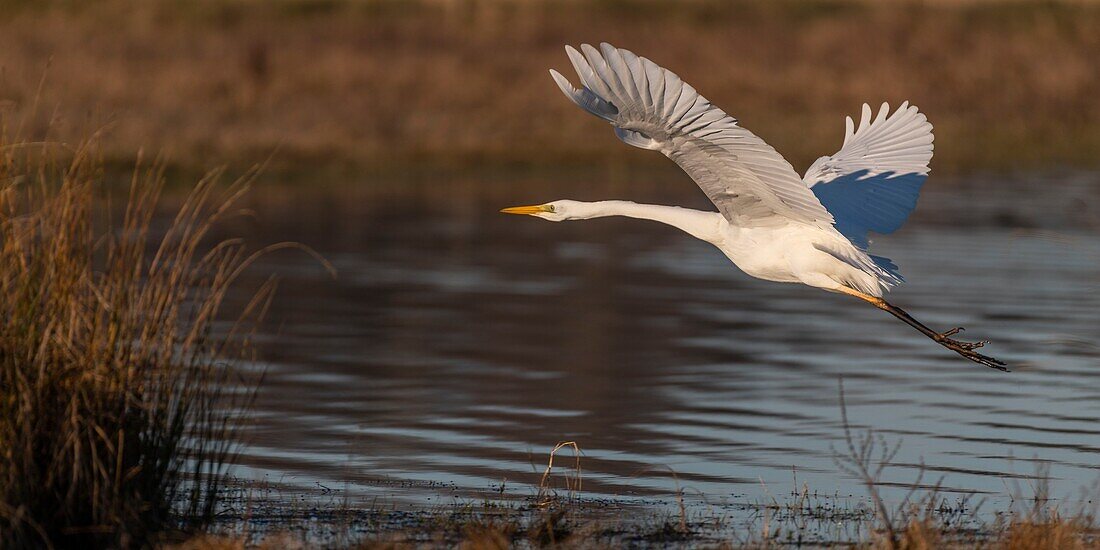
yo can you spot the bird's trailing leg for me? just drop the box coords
[837,287,1008,371]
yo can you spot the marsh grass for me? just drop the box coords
[0,135,275,548]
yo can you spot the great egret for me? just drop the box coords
[502,43,1007,371]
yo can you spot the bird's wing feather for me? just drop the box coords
[551,43,834,229]
[803,102,933,248]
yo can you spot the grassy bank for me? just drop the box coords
[0,0,1097,181]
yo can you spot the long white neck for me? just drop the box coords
[570,200,724,243]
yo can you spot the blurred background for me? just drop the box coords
[4,0,1097,514]
[1,0,1098,177]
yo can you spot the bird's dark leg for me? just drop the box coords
[837,287,1009,372]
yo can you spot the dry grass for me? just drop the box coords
[992,514,1097,550]
[0,0,1097,181]
[535,440,582,506]
[883,512,1099,549]
[0,131,273,547]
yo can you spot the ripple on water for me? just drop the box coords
[231,176,1100,512]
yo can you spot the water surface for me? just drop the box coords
[227,171,1100,514]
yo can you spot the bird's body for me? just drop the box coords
[502,42,1007,370]
[553,200,889,296]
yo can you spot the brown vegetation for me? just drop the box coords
[0,134,272,547]
[0,0,1097,181]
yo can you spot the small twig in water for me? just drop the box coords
[536,441,582,507]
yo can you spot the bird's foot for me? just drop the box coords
[934,327,1007,371]
[935,327,988,350]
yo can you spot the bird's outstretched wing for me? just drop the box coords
[803,102,933,249]
[551,43,833,229]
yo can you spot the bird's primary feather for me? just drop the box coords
[804,102,933,250]
[551,43,835,230]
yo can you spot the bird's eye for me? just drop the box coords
[546,205,556,213]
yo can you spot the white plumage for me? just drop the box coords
[805,102,933,250]
[551,43,836,230]
[503,42,1006,371]
[549,43,900,295]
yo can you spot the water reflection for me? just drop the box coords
[226,172,1100,510]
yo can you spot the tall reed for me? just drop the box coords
[0,137,273,548]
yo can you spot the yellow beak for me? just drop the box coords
[499,204,551,216]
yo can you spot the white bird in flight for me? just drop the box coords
[502,43,1007,371]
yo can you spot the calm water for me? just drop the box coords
[226,171,1100,514]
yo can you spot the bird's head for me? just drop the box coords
[499,200,587,222]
